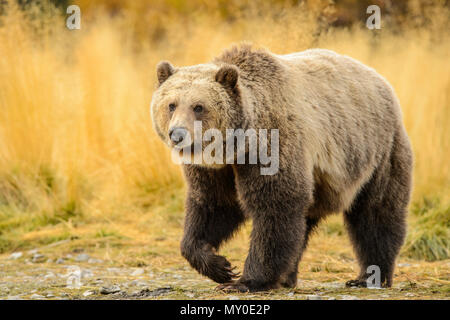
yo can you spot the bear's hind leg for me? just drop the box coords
[344,133,412,288]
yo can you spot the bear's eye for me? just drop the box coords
[168,103,176,112]
[193,104,203,113]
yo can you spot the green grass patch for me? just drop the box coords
[403,197,450,261]
[0,199,83,253]
[95,228,124,239]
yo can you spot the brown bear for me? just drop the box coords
[150,45,413,292]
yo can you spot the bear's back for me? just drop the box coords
[273,48,406,213]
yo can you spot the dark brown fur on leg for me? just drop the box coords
[280,217,321,288]
[344,131,412,288]
[221,163,312,292]
[180,165,246,283]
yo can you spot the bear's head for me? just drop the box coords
[150,61,244,166]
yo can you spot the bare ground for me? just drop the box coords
[1,221,448,300]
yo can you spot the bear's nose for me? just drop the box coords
[169,127,188,144]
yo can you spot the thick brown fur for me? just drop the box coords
[150,44,413,292]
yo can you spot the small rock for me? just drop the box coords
[323,282,344,289]
[130,290,142,296]
[125,288,153,298]
[83,290,95,297]
[131,268,145,276]
[185,293,195,298]
[339,295,359,300]
[148,287,173,297]
[405,293,415,297]
[30,294,45,299]
[46,292,55,298]
[129,287,173,298]
[306,295,322,300]
[32,253,46,263]
[228,296,239,300]
[88,258,103,264]
[328,297,336,300]
[28,249,39,255]
[100,285,121,295]
[9,252,23,260]
[128,288,171,298]
[56,258,65,264]
[130,280,148,287]
[81,269,94,278]
[398,263,412,268]
[44,272,55,279]
[7,296,23,300]
[65,254,73,259]
[75,253,90,262]
[287,292,294,297]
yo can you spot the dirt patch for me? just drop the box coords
[1,238,448,300]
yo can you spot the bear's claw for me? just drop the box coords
[225,266,241,279]
[205,253,240,283]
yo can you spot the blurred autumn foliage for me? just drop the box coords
[10,0,450,43]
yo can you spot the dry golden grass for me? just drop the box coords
[0,0,448,280]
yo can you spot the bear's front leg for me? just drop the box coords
[180,165,246,283]
[218,164,312,292]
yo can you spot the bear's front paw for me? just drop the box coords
[207,254,240,284]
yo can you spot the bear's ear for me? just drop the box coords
[215,65,239,89]
[156,61,175,85]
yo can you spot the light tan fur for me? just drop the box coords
[276,48,404,213]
